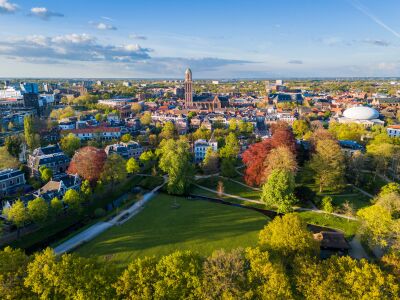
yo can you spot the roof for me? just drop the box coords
[62,126,121,134]
[342,106,379,120]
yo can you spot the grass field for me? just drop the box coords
[76,193,268,269]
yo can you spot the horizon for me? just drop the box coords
[0,0,400,77]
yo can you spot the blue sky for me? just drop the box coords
[0,0,399,78]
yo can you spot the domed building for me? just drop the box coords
[338,106,383,127]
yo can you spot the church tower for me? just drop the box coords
[184,68,193,108]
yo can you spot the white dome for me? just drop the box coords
[343,106,379,120]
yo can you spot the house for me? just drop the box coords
[28,145,70,177]
[33,173,81,202]
[0,168,26,196]
[387,125,400,138]
[61,126,121,141]
[105,141,143,159]
[193,135,218,163]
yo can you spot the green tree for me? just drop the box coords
[202,148,219,174]
[100,154,127,189]
[157,139,194,195]
[139,150,156,171]
[258,213,319,259]
[308,139,345,192]
[220,158,236,178]
[39,166,53,183]
[24,115,40,150]
[50,197,63,217]
[0,246,33,299]
[219,132,239,160]
[261,169,297,213]
[27,197,48,225]
[126,157,140,174]
[5,135,23,158]
[159,121,176,140]
[60,133,81,157]
[120,133,132,143]
[321,196,334,213]
[379,182,400,197]
[80,179,92,201]
[140,112,152,126]
[292,119,310,138]
[114,257,159,300]
[63,189,83,213]
[154,250,202,300]
[228,119,237,131]
[4,199,29,237]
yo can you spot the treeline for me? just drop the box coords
[1,214,399,299]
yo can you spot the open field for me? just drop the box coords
[76,193,268,270]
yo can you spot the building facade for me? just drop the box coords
[184,68,193,108]
[0,169,26,196]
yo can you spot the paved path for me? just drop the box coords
[54,177,167,255]
[193,184,263,204]
[348,234,370,260]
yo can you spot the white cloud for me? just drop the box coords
[0,0,18,14]
[90,22,117,31]
[29,7,64,20]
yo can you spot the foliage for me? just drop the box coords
[5,135,23,158]
[24,115,40,150]
[220,158,236,178]
[63,189,83,213]
[321,196,334,213]
[126,157,140,174]
[261,170,297,213]
[27,197,48,225]
[219,132,239,160]
[202,148,219,174]
[39,166,52,183]
[139,150,156,170]
[242,139,273,186]
[258,213,320,259]
[308,139,345,192]
[120,133,132,143]
[329,122,366,142]
[60,133,81,157]
[157,139,194,195]
[50,197,63,217]
[159,121,176,140]
[68,146,107,183]
[140,111,152,126]
[264,146,298,179]
[292,119,310,138]
[0,146,20,169]
[4,199,29,230]
[100,154,127,189]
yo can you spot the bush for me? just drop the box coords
[294,186,316,204]
[94,208,106,218]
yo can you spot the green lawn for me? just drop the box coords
[298,211,360,238]
[196,176,261,201]
[76,193,268,270]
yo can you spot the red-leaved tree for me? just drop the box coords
[242,139,273,186]
[67,146,107,183]
[270,126,297,154]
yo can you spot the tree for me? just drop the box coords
[321,196,334,213]
[192,126,211,141]
[292,119,310,138]
[120,133,132,143]
[4,199,29,237]
[201,249,247,299]
[80,179,92,201]
[159,121,176,140]
[219,132,239,160]
[258,213,319,259]
[154,250,202,300]
[100,154,127,189]
[367,142,399,176]
[131,102,142,113]
[114,257,159,299]
[24,115,40,150]
[27,197,48,225]
[126,157,140,174]
[220,158,236,178]
[60,133,81,157]
[50,197,63,217]
[242,139,273,186]
[139,150,156,171]
[63,189,83,213]
[228,119,237,131]
[0,246,33,299]
[95,113,103,122]
[270,125,296,154]
[329,122,366,142]
[68,146,107,183]
[308,139,345,192]
[140,112,152,126]
[379,182,400,197]
[0,146,19,169]
[261,169,297,213]
[5,135,23,158]
[39,166,53,183]
[202,148,219,174]
[216,180,224,198]
[264,146,298,179]
[157,139,194,195]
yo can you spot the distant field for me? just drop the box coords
[76,193,268,270]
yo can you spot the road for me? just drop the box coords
[54,177,167,255]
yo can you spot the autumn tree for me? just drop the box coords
[270,125,296,154]
[292,119,310,139]
[60,133,81,157]
[159,121,176,140]
[140,112,152,126]
[120,133,132,143]
[100,154,127,190]
[308,139,345,192]
[242,139,273,186]
[261,169,297,213]
[68,146,107,183]
[131,102,142,113]
[264,146,298,179]
[0,146,20,169]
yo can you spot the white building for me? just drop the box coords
[194,137,218,163]
[387,125,400,138]
[337,106,384,128]
[61,127,121,141]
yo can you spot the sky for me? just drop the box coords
[0,0,399,78]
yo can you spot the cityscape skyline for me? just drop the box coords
[0,0,400,78]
